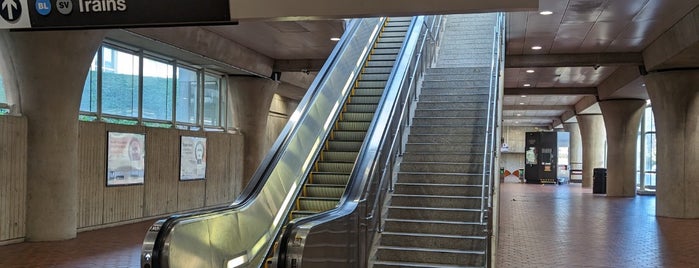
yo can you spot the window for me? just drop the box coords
[203,74,222,126]
[81,54,99,113]
[637,105,656,194]
[176,67,199,125]
[101,46,140,118]
[79,41,229,130]
[142,57,174,121]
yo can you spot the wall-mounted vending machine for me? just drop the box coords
[524,132,570,184]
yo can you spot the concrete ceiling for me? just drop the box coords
[108,0,699,123]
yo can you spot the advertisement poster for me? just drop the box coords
[107,132,145,186]
[180,136,206,180]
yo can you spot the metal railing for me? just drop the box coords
[480,12,506,267]
[275,15,443,268]
[140,17,387,268]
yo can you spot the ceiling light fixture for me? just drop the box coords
[532,46,542,50]
[523,83,531,87]
[521,95,528,98]
[519,102,525,105]
[517,113,522,116]
[526,69,535,73]
[330,37,341,41]
[540,11,553,15]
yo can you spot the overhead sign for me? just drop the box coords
[0,0,31,28]
[0,0,232,29]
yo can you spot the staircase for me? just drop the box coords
[373,13,497,268]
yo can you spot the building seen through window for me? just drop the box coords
[80,41,227,130]
[637,105,657,194]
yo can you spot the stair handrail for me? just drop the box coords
[480,12,506,268]
[140,17,387,268]
[275,15,443,268]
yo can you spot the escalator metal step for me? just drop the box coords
[355,87,385,96]
[317,162,354,173]
[362,65,393,74]
[290,210,321,220]
[305,185,347,198]
[311,172,351,185]
[321,151,359,162]
[376,42,403,49]
[360,73,391,81]
[372,48,401,55]
[350,96,383,104]
[337,121,371,131]
[367,61,396,67]
[342,112,375,122]
[327,141,363,151]
[345,104,379,113]
[384,26,409,32]
[332,131,367,141]
[297,197,340,210]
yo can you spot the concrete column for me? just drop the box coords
[227,76,278,187]
[563,123,583,180]
[0,30,105,240]
[600,100,646,197]
[644,70,699,218]
[576,114,606,188]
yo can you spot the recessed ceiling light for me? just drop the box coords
[532,46,542,50]
[521,95,528,98]
[517,113,522,116]
[642,83,646,87]
[330,37,341,41]
[540,11,553,15]
[519,102,525,105]
[526,69,535,73]
[515,121,520,124]
[523,83,531,87]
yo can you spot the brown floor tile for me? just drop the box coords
[497,182,699,268]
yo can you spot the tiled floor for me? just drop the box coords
[497,182,699,268]
[0,220,154,268]
[2,183,698,268]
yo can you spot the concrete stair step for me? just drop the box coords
[387,206,481,222]
[412,117,488,125]
[418,95,489,102]
[422,80,490,88]
[407,134,485,143]
[394,183,485,196]
[416,101,487,110]
[373,260,479,268]
[397,172,484,185]
[402,152,485,163]
[380,232,486,251]
[420,87,490,95]
[383,218,486,237]
[414,109,488,118]
[405,143,485,153]
[409,126,487,135]
[400,162,484,173]
[427,67,489,75]
[390,194,483,209]
[375,246,485,266]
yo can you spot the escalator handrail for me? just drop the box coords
[142,17,387,268]
[277,16,436,267]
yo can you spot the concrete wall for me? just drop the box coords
[77,122,245,230]
[265,94,297,151]
[0,115,27,244]
[500,126,540,176]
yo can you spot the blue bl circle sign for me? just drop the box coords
[36,0,51,16]
[0,0,22,22]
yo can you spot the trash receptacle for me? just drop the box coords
[593,168,607,194]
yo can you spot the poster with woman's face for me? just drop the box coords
[180,136,206,180]
[107,132,145,186]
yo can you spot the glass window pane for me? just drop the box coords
[645,107,655,132]
[645,173,656,187]
[203,74,220,126]
[142,58,173,121]
[80,53,99,113]
[645,133,656,172]
[176,67,199,124]
[0,73,5,104]
[101,47,140,117]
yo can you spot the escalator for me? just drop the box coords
[141,17,413,268]
[290,17,410,220]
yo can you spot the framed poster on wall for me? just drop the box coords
[180,136,207,180]
[106,132,145,186]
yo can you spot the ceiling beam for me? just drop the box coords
[505,87,597,95]
[505,53,644,68]
[503,105,573,111]
[273,59,326,72]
